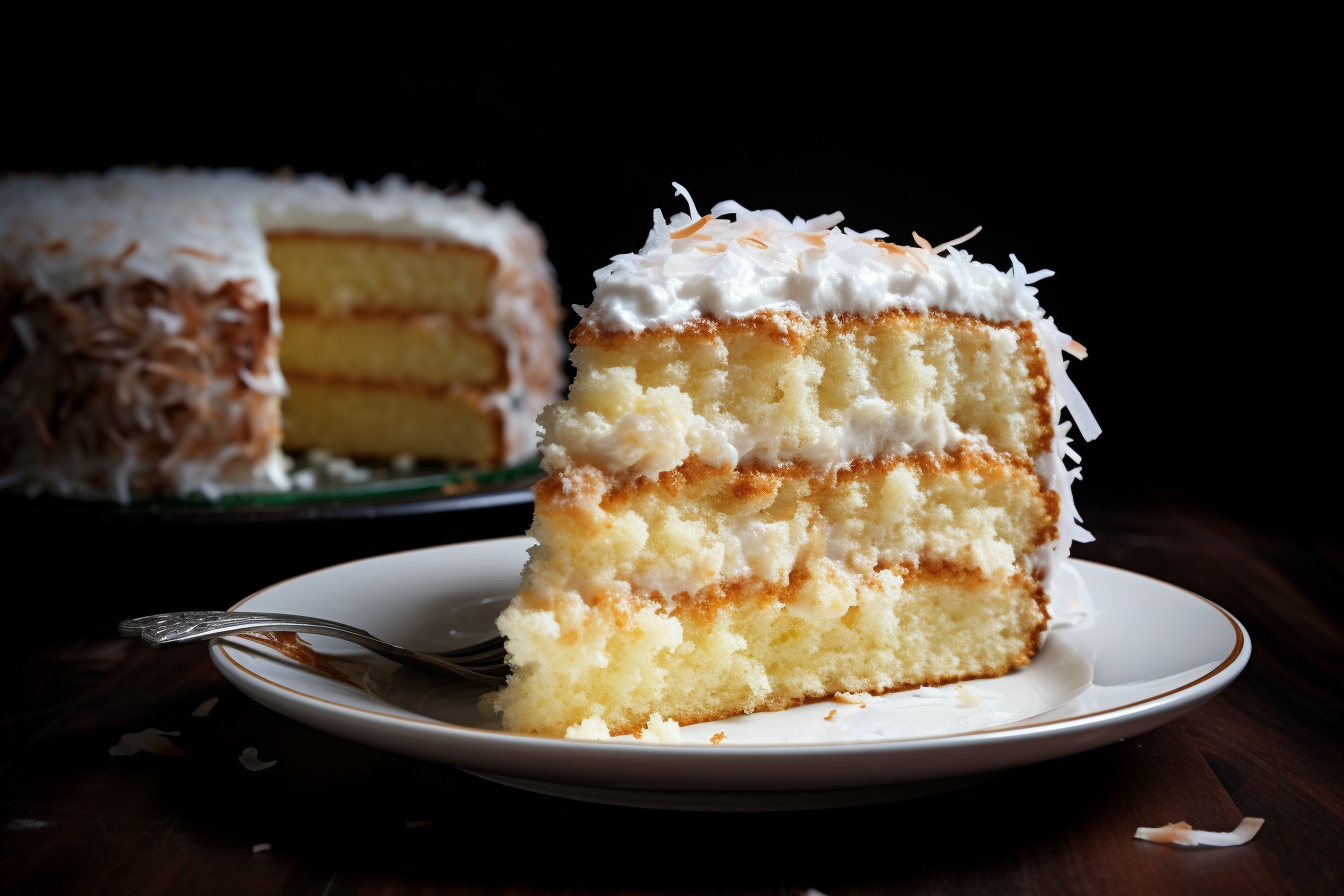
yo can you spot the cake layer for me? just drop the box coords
[282,377,500,463]
[268,232,497,315]
[541,310,1050,481]
[279,311,504,388]
[524,453,1056,607]
[491,566,1047,737]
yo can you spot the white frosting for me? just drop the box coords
[584,194,1046,332]
[0,168,560,498]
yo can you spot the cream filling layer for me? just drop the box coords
[539,366,994,481]
[527,452,1047,618]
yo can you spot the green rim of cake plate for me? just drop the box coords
[9,456,543,512]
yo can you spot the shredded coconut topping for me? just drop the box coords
[582,186,1064,334]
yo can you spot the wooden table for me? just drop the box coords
[2,497,1341,895]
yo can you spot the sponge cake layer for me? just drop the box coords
[493,565,1046,737]
[282,376,502,464]
[268,232,497,315]
[543,310,1051,480]
[280,311,505,388]
[523,453,1056,609]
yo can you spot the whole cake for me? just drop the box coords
[487,187,1099,739]
[0,169,561,502]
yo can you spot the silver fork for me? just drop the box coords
[118,611,508,686]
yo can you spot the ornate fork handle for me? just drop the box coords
[119,611,506,686]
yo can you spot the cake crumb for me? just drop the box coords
[1134,818,1264,847]
[639,713,681,743]
[955,685,983,707]
[832,692,867,704]
[564,717,612,741]
[824,709,837,721]
[710,732,726,744]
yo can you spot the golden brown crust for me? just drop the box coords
[535,449,1046,511]
[659,563,1043,624]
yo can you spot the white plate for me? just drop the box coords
[211,537,1249,811]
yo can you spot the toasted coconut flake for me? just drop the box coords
[239,747,277,771]
[912,232,933,252]
[252,843,271,853]
[1065,339,1088,359]
[28,401,55,448]
[1134,818,1264,847]
[108,729,183,756]
[929,225,983,255]
[175,246,225,261]
[144,361,209,387]
[191,697,219,717]
[238,366,287,396]
[669,214,713,240]
[795,233,827,248]
[737,236,769,250]
[696,243,727,255]
[113,240,139,264]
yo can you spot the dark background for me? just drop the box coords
[2,30,1331,616]
[3,29,1342,896]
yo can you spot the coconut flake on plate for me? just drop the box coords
[1134,817,1264,847]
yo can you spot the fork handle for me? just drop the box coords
[118,611,505,686]
[119,610,376,643]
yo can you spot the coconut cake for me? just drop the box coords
[486,186,1099,739]
[0,169,562,501]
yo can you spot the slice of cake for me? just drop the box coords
[0,169,561,501]
[486,187,1099,738]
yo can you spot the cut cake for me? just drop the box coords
[487,188,1099,739]
[0,169,562,501]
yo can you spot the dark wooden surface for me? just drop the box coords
[2,497,1341,895]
